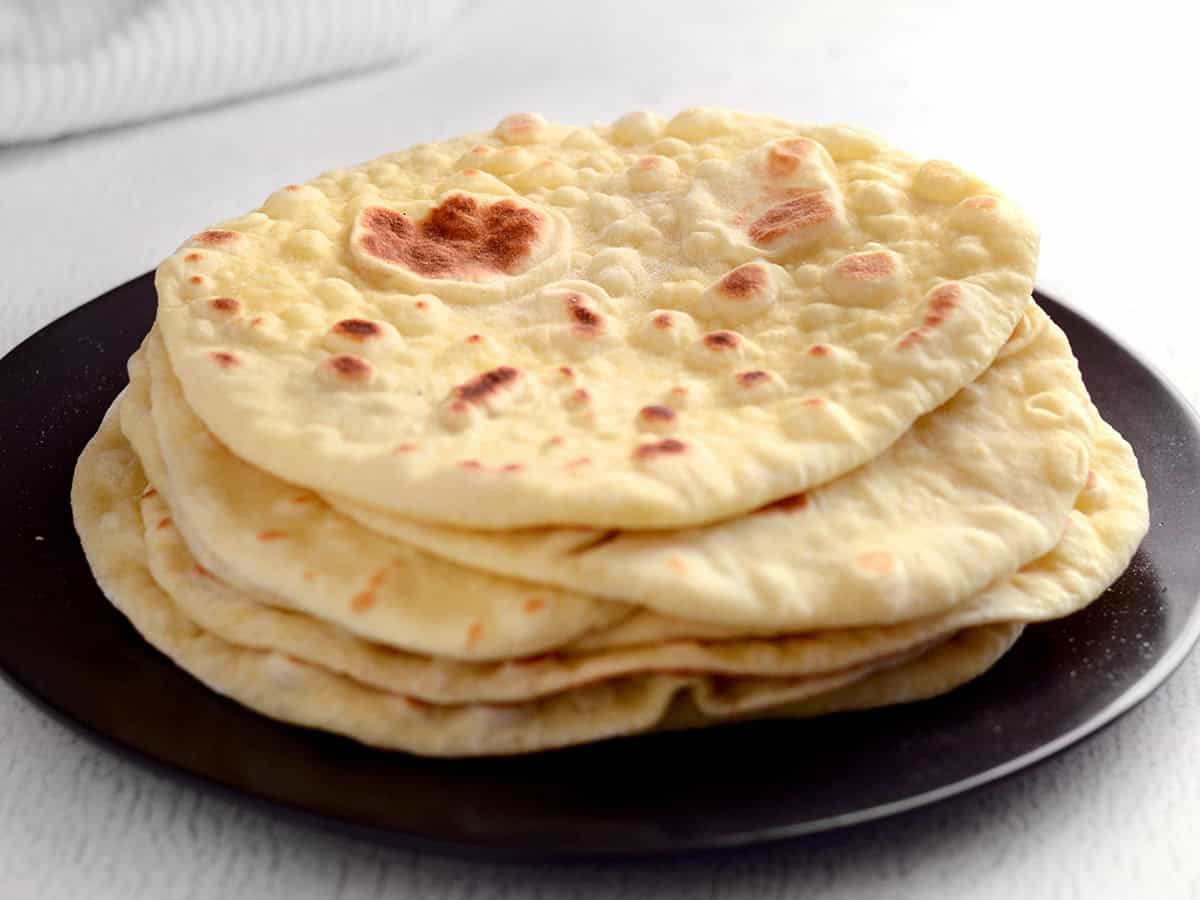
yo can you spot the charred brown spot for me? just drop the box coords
[466,333,484,344]
[899,327,927,349]
[837,252,894,280]
[470,146,490,154]
[739,370,770,388]
[565,293,603,333]
[636,156,661,170]
[704,331,740,350]
[502,463,525,473]
[209,351,238,368]
[284,185,302,192]
[359,195,542,278]
[718,264,767,299]
[570,388,591,405]
[634,438,688,461]
[639,405,677,422]
[559,366,575,379]
[324,355,373,382]
[184,252,204,263]
[156,517,173,530]
[802,396,825,407]
[333,319,383,341]
[466,622,485,648]
[653,313,674,329]
[760,493,809,514]
[210,297,241,314]
[195,229,237,244]
[351,569,388,613]
[808,343,831,357]
[193,565,213,579]
[257,530,287,542]
[461,168,482,176]
[250,317,265,328]
[459,460,484,470]
[393,443,418,454]
[188,275,205,286]
[453,366,520,405]
[415,300,429,310]
[523,597,546,614]
[748,191,834,244]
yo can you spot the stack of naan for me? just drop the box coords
[72,108,1149,756]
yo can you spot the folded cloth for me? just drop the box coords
[0,0,463,143]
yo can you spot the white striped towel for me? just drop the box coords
[0,0,464,144]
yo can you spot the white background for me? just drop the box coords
[1,1,1197,896]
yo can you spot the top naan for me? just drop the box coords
[155,108,1038,529]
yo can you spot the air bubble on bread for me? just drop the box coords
[695,261,782,325]
[612,111,666,145]
[495,112,546,145]
[322,318,403,358]
[633,309,700,355]
[822,249,905,307]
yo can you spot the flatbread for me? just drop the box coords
[140,304,1092,635]
[122,340,630,661]
[154,107,1038,529]
[333,304,1095,629]
[76,405,990,756]
[135,412,1146,707]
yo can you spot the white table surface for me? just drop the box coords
[2,1,1198,896]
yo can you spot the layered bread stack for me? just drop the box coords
[72,108,1149,756]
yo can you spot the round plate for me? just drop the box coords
[1,279,1198,861]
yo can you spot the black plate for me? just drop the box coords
[1,278,1198,861]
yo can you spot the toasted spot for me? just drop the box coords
[322,355,373,383]
[193,565,213,579]
[748,192,834,244]
[184,252,204,263]
[351,569,389,613]
[835,251,894,280]
[209,351,238,368]
[452,366,521,406]
[257,530,287,542]
[332,319,384,341]
[856,551,895,575]
[558,366,575,379]
[156,517,173,530]
[187,275,205,286]
[209,297,241,315]
[654,312,675,329]
[565,293,604,335]
[634,438,688,461]
[802,396,825,407]
[459,460,484,470]
[765,138,818,177]
[760,493,809,514]
[466,333,484,343]
[195,229,237,244]
[1086,469,1098,490]
[359,195,542,278]
[284,185,302,192]
[502,463,525,473]
[495,112,544,144]
[565,456,592,469]
[466,622,485,648]
[142,488,158,499]
[718,263,767,299]
[415,300,429,310]
[523,597,546,614]
[667,556,688,574]
[291,495,315,505]
[703,331,741,350]
[394,443,418,454]
[639,405,676,422]
[808,343,831,357]
[570,388,591,405]
[899,328,927,349]
[736,369,771,387]
[924,283,961,326]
